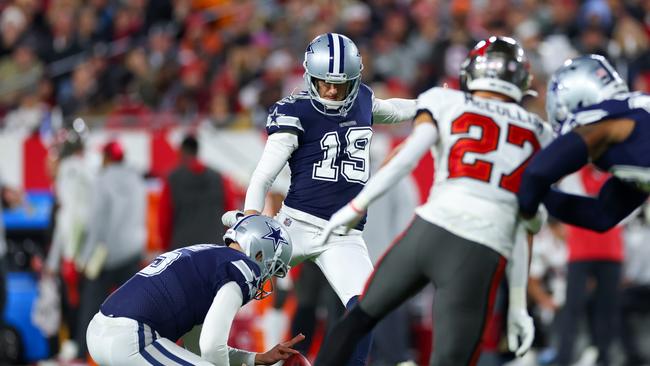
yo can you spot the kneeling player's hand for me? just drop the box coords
[222,210,245,227]
[255,333,305,365]
[319,203,365,245]
[507,308,535,357]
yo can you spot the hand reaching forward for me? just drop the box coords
[254,333,306,365]
[318,203,365,245]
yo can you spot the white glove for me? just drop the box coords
[507,308,535,357]
[521,206,547,234]
[222,210,245,227]
[318,203,364,245]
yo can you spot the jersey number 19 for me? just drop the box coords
[313,127,373,184]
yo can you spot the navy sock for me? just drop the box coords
[345,296,374,366]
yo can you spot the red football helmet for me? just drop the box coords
[459,36,531,102]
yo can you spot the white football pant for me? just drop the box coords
[275,209,374,305]
[87,312,213,366]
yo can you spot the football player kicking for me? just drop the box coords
[313,36,554,366]
[518,54,650,231]
[86,215,304,366]
[223,33,416,365]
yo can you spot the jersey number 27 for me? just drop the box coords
[448,112,541,193]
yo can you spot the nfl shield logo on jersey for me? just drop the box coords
[284,217,293,227]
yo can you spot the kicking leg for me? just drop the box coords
[313,233,374,366]
[314,218,429,366]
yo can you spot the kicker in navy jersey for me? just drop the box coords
[233,33,417,366]
[266,86,374,229]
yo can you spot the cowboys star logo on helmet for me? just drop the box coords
[262,222,289,250]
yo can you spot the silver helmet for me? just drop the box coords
[303,33,363,116]
[223,215,292,299]
[546,54,628,134]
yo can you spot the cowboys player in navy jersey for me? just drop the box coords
[518,54,650,231]
[85,215,304,366]
[223,32,416,365]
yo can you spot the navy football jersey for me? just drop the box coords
[100,244,261,341]
[265,84,375,228]
[570,92,650,191]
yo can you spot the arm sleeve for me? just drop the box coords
[507,223,530,310]
[200,282,256,366]
[543,177,648,232]
[352,122,438,210]
[528,242,547,279]
[517,131,589,217]
[243,132,298,212]
[372,98,417,124]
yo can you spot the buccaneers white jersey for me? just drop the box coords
[415,87,554,258]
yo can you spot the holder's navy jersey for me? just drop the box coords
[266,84,374,228]
[100,244,260,341]
[570,92,650,190]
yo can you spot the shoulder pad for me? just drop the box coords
[266,104,304,134]
[277,92,310,105]
[628,93,650,114]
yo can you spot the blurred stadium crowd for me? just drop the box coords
[0,0,649,133]
[1,0,650,365]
